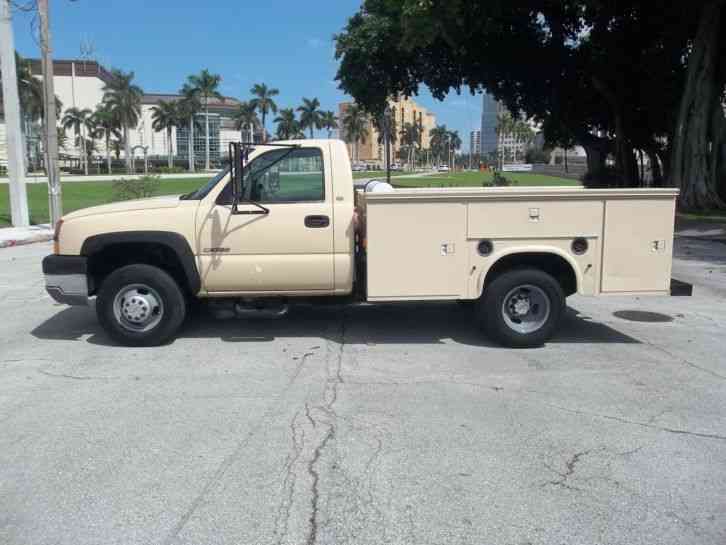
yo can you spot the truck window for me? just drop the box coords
[248,148,324,203]
[216,147,325,204]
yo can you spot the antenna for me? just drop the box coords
[79,35,96,69]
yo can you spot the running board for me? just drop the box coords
[670,278,693,296]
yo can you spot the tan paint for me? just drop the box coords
[55,140,678,303]
[57,196,199,256]
[361,186,678,301]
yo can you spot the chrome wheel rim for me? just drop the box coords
[113,284,164,332]
[501,284,551,334]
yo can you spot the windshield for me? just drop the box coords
[179,166,230,200]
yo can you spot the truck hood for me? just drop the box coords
[63,194,184,220]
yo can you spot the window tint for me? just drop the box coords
[248,148,324,203]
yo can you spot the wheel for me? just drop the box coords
[96,264,187,346]
[478,268,564,348]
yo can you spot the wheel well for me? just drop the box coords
[86,242,191,296]
[484,252,578,296]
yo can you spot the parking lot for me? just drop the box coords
[1,236,725,545]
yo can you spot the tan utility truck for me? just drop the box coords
[42,140,687,348]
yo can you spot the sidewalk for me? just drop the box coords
[0,224,53,249]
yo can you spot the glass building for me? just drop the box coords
[481,92,499,159]
[176,114,222,167]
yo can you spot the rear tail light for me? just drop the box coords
[53,219,63,254]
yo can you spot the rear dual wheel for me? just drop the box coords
[478,268,565,348]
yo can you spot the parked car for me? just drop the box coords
[437,164,450,172]
[43,139,686,348]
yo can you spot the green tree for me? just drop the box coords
[102,69,142,174]
[448,130,462,170]
[186,69,223,170]
[274,108,304,140]
[341,104,368,163]
[150,100,180,168]
[90,103,120,174]
[429,124,448,166]
[250,83,280,142]
[335,1,726,208]
[297,97,323,139]
[178,84,202,172]
[320,110,338,138]
[61,107,92,175]
[401,122,422,170]
[233,101,259,143]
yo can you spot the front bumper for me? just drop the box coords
[42,255,89,306]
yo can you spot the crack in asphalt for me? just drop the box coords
[162,349,316,545]
[38,369,117,381]
[304,312,346,545]
[543,450,592,490]
[271,312,347,545]
[544,403,726,442]
[644,340,726,381]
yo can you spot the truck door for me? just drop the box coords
[197,146,334,293]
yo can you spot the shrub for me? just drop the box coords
[113,175,162,200]
[483,170,513,187]
[155,166,185,174]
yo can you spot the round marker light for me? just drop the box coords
[477,240,493,256]
[572,237,588,255]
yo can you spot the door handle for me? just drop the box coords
[305,215,330,228]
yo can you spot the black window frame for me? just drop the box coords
[216,147,326,206]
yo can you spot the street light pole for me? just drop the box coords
[38,0,63,227]
[0,0,29,226]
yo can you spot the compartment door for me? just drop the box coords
[365,201,467,300]
[601,199,675,293]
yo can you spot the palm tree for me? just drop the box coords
[448,130,462,171]
[320,110,338,138]
[61,107,93,175]
[341,104,369,163]
[178,84,202,172]
[429,124,449,166]
[274,108,302,140]
[150,100,180,168]
[102,69,143,174]
[402,122,422,171]
[297,97,323,139]
[496,111,516,168]
[232,101,259,143]
[90,103,120,174]
[250,83,279,142]
[186,69,222,170]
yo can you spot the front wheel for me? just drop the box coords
[96,264,187,346]
[478,268,565,348]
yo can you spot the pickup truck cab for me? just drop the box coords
[43,139,685,347]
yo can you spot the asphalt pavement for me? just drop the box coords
[0,236,725,545]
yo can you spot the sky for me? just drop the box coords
[10,0,483,152]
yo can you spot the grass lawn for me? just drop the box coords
[392,171,579,188]
[677,210,726,223]
[0,177,209,227]
[1,171,578,227]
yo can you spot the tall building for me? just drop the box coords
[339,96,437,165]
[480,92,498,159]
[469,129,481,155]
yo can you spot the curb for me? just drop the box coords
[0,232,54,249]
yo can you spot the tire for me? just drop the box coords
[96,264,187,346]
[478,268,565,348]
